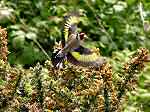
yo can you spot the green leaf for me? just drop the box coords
[12,36,25,49]
[104,0,117,4]
[26,32,37,40]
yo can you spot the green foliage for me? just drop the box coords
[110,49,150,112]
[0,0,150,65]
[123,64,150,112]
[0,0,150,111]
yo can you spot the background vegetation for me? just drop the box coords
[0,0,150,111]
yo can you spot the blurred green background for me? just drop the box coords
[0,0,150,111]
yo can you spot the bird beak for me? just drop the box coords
[84,34,88,39]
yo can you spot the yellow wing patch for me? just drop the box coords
[71,52,99,62]
[64,16,80,42]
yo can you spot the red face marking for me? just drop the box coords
[79,32,85,40]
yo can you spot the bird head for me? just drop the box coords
[79,32,88,40]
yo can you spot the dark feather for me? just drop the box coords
[74,46,92,54]
[51,49,65,68]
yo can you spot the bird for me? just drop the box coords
[53,32,88,68]
[67,46,107,67]
[55,32,87,58]
[53,13,87,68]
[52,13,106,68]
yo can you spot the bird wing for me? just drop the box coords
[63,14,80,46]
[67,46,107,67]
[51,49,65,68]
[73,46,92,54]
[52,14,80,68]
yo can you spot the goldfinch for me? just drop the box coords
[52,13,106,68]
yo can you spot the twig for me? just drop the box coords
[138,2,145,26]
[33,39,51,60]
[19,18,51,60]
